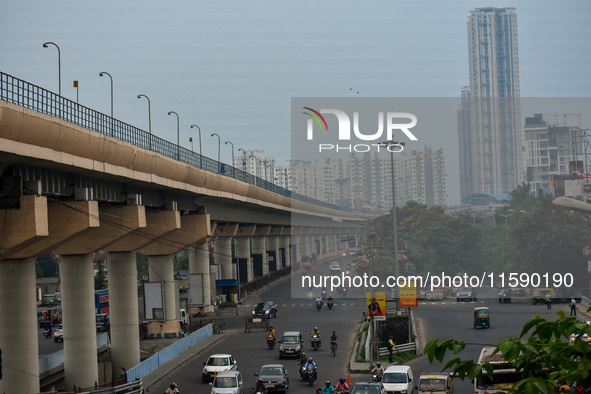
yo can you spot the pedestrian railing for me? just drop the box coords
[0,71,349,213]
[378,342,416,356]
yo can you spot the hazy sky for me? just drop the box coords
[2,1,590,205]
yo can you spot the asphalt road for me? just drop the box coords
[410,288,570,393]
[150,255,366,393]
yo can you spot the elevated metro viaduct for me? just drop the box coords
[0,98,367,392]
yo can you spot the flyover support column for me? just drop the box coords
[107,252,140,378]
[235,237,252,284]
[216,237,234,280]
[0,258,39,394]
[148,254,177,320]
[189,241,212,307]
[60,254,98,389]
[280,236,291,267]
[267,236,280,271]
[252,236,268,276]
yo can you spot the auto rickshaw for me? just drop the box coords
[532,288,556,305]
[474,307,490,328]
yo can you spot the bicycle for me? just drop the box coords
[331,341,337,356]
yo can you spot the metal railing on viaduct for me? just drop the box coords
[0,71,344,212]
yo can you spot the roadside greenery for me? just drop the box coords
[424,310,591,393]
[370,184,591,294]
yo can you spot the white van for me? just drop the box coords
[382,365,414,394]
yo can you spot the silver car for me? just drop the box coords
[210,370,244,394]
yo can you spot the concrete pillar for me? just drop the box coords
[0,258,39,394]
[267,236,281,270]
[292,236,301,267]
[235,237,253,283]
[148,254,177,320]
[216,237,234,280]
[108,252,140,378]
[60,254,99,389]
[189,241,212,307]
[280,236,291,267]
[252,236,268,275]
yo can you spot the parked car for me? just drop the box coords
[382,365,414,394]
[278,331,302,359]
[202,354,238,383]
[252,301,277,318]
[255,364,289,392]
[210,370,244,394]
[53,324,63,342]
[350,381,387,394]
[95,314,110,331]
[456,287,477,302]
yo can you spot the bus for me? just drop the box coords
[95,289,109,314]
[474,346,523,393]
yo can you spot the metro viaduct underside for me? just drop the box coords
[0,100,367,392]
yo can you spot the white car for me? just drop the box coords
[202,354,238,383]
[382,365,414,394]
[210,370,244,394]
[53,324,63,342]
[329,262,341,273]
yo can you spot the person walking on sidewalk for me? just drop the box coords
[545,293,552,309]
[387,336,395,363]
[570,298,577,316]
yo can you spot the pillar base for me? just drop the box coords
[145,321,184,339]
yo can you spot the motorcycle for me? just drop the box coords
[335,388,349,394]
[327,298,334,310]
[267,334,275,349]
[302,366,317,387]
[372,371,383,382]
[316,299,323,311]
[43,327,52,338]
[311,334,321,350]
[321,289,327,299]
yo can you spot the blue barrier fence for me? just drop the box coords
[39,332,109,375]
[126,323,213,383]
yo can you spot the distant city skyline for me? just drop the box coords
[2,1,590,205]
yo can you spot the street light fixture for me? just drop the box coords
[42,42,61,96]
[238,148,247,172]
[190,125,203,168]
[225,141,235,176]
[98,72,113,118]
[168,111,180,159]
[211,133,221,172]
[380,140,405,313]
[137,94,152,150]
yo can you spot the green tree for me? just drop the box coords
[94,271,107,290]
[425,310,591,393]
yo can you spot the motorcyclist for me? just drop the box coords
[321,380,335,394]
[371,362,385,380]
[43,321,52,337]
[327,294,334,305]
[164,382,179,394]
[297,351,307,366]
[315,295,323,308]
[311,326,322,346]
[266,325,276,344]
[304,357,318,380]
[335,378,349,392]
[330,330,338,351]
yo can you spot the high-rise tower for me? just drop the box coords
[458,7,522,199]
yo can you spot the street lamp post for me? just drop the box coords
[168,111,180,159]
[211,133,221,172]
[42,42,61,96]
[238,148,247,172]
[137,94,152,149]
[190,124,203,168]
[98,72,113,118]
[190,125,203,168]
[225,141,235,176]
[381,140,405,313]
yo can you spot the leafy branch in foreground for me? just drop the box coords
[424,310,591,393]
